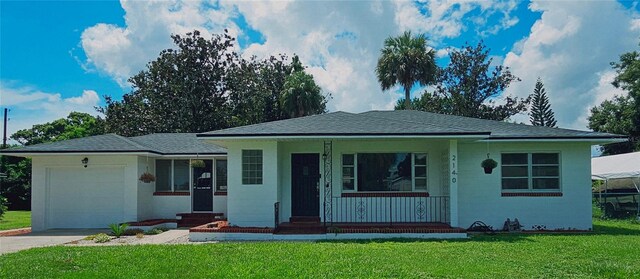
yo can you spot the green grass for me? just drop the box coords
[0,211,31,230]
[1,218,639,278]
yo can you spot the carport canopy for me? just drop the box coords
[592,151,640,180]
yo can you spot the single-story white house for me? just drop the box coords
[1,110,625,233]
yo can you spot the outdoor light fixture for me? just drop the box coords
[81,157,89,168]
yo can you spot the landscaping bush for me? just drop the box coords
[0,195,7,220]
[144,227,168,235]
[92,233,111,243]
[109,223,130,238]
[123,228,144,236]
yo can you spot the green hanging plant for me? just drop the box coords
[191,159,206,168]
[481,158,498,174]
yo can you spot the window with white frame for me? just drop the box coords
[215,159,228,192]
[242,150,263,184]
[341,153,428,192]
[156,159,190,192]
[501,153,560,191]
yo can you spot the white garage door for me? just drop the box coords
[47,167,125,229]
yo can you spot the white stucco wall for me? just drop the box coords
[30,155,139,231]
[225,141,279,227]
[212,138,593,230]
[137,156,155,220]
[457,142,593,230]
[151,196,191,218]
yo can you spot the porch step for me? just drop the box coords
[289,216,321,223]
[176,213,225,228]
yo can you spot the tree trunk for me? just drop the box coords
[404,86,412,110]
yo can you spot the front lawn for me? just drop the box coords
[1,218,639,278]
[0,211,31,230]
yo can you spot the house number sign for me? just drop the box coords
[451,155,458,184]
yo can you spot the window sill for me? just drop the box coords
[341,192,429,197]
[153,191,190,196]
[214,192,228,196]
[501,192,562,197]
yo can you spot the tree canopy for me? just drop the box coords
[396,42,528,121]
[376,31,437,110]
[100,30,328,136]
[10,112,105,146]
[529,78,557,127]
[588,43,640,155]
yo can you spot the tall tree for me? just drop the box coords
[376,31,437,110]
[280,70,327,118]
[589,43,640,155]
[529,78,557,127]
[100,30,328,135]
[588,95,638,155]
[398,42,528,121]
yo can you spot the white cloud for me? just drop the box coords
[80,0,521,113]
[0,82,101,140]
[503,0,640,130]
[80,0,239,86]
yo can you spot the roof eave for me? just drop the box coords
[479,136,628,144]
[196,133,491,140]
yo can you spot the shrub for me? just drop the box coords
[109,223,130,238]
[144,227,168,235]
[93,233,111,243]
[123,228,144,236]
[0,195,7,220]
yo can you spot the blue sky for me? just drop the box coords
[1,1,639,141]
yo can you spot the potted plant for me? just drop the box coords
[481,158,498,174]
[191,159,206,168]
[139,172,156,183]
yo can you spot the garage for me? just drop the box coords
[46,166,126,229]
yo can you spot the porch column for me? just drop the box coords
[449,140,459,227]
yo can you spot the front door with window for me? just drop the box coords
[291,154,320,217]
[193,160,213,211]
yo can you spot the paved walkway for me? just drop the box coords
[0,229,107,255]
[0,229,194,255]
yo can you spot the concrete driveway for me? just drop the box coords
[0,229,107,255]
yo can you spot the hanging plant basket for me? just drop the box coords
[481,158,498,174]
[191,159,206,168]
[139,172,156,183]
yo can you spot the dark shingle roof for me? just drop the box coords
[198,110,624,140]
[198,111,488,137]
[1,133,225,155]
[130,133,226,155]
[361,110,621,139]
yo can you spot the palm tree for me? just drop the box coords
[280,71,326,118]
[376,31,437,110]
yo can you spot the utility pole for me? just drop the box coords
[2,108,7,149]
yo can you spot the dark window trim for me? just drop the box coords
[342,192,430,197]
[153,191,190,196]
[502,192,563,197]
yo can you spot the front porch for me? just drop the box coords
[188,220,466,241]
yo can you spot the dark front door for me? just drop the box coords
[291,154,320,217]
[193,160,213,211]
